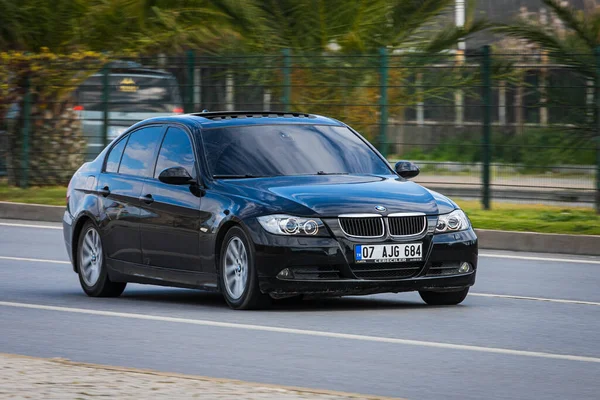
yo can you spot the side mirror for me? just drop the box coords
[395,161,420,179]
[158,167,195,185]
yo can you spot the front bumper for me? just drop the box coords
[260,272,476,297]
[245,219,478,296]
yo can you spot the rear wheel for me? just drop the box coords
[219,226,269,310]
[77,222,126,297]
[419,288,469,306]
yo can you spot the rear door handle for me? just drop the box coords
[139,194,154,204]
[99,186,110,197]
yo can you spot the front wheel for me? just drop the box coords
[77,222,126,297]
[219,226,269,310]
[419,287,469,306]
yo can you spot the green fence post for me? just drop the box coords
[595,46,600,214]
[282,48,291,112]
[101,66,109,148]
[481,45,492,210]
[186,50,195,113]
[20,76,31,189]
[379,47,389,157]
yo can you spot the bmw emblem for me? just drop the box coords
[375,205,387,212]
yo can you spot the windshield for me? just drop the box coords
[75,74,182,113]
[201,124,393,177]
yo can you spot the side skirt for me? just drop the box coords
[106,258,220,292]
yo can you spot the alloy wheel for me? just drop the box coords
[223,236,248,300]
[80,227,103,287]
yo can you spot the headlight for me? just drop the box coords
[257,215,325,236]
[435,209,470,233]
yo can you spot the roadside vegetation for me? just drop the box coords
[399,128,596,169]
[0,183,66,206]
[456,200,600,235]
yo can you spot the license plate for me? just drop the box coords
[355,243,422,263]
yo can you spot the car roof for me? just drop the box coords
[134,112,345,130]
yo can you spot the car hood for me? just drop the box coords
[219,175,458,217]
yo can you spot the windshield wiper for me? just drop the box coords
[316,171,349,175]
[212,174,267,179]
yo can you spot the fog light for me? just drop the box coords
[277,268,294,279]
[458,262,471,273]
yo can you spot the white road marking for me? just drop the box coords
[0,256,70,265]
[479,252,600,265]
[1,300,599,364]
[0,222,61,230]
[471,293,600,306]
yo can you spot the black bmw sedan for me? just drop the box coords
[63,111,477,310]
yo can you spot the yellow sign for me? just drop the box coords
[119,78,138,93]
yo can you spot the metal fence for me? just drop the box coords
[1,47,599,210]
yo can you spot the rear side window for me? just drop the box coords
[154,127,196,179]
[119,126,164,177]
[105,137,127,173]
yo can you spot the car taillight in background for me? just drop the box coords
[73,105,84,111]
[173,107,184,113]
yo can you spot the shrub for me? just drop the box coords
[401,127,595,167]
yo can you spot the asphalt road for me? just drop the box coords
[1,219,599,400]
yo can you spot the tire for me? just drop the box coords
[419,287,469,306]
[219,226,269,310]
[77,221,126,297]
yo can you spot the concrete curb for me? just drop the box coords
[0,201,64,222]
[1,201,599,256]
[474,229,600,256]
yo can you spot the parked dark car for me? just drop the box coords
[63,112,478,309]
[3,65,184,163]
[73,65,184,160]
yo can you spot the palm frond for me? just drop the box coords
[542,0,596,49]
[494,22,594,77]
[421,18,491,54]
[386,0,455,46]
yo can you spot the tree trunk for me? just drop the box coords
[7,101,86,186]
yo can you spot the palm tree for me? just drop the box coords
[0,0,89,52]
[1,0,489,185]
[76,0,257,54]
[237,0,487,54]
[218,0,489,145]
[0,0,253,53]
[495,0,599,213]
[494,1,600,138]
[494,0,598,78]
[0,0,250,186]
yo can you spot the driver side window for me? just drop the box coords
[154,127,196,179]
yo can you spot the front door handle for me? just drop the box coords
[99,186,110,197]
[139,194,154,204]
